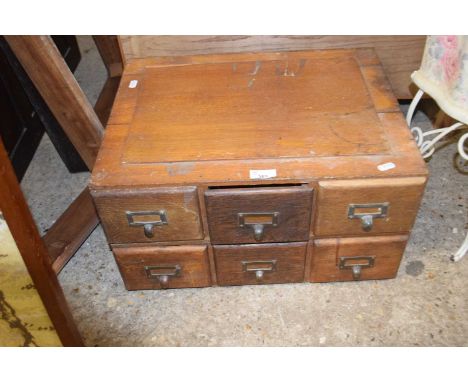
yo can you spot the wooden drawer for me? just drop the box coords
[314,177,426,236]
[205,186,313,244]
[92,187,203,244]
[113,245,211,290]
[214,242,307,286]
[309,235,408,282]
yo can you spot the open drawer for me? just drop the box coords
[205,185,313,244]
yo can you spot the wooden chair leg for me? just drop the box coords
[43,36,125,272]
[0,138,83,346]
[5,36,104,170]
[5,36,125,275]
[5,36,110,273]
[43,188,99,274]
[94,76,121,126]
[93,35,124,126]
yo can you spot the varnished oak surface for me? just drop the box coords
[123,55,387,163]
[310,235,408,282]
[214,242,307,286]
[119,35,425,99]
[91,48,428,289]
[113,245,211,290]
[93,187,203,244]
[205,186,313,244]
[315,177,427,236]
[44,188,99,273]
[90,49,426,189]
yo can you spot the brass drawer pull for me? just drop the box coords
[242,260,277,280]
[338,256,375,280]
[126,210,168,238]
[347,203,389,232]
[144,264,181,287]
[238,212,279,241]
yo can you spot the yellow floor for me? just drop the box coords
[0,212,61,346]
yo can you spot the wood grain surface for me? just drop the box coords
[91,49,427,188]
[0,138,83,345]
[113,244,211,290]
[119,35,425,99]
[93,187,203,243]
[205,186,313,244]
[310,235,408,282]
[5,36,104,170]
[44,188,99,274]
[89,47,428,289]
[122,52,388,163]
[315,177,427,236]
[93,36,124,125]
[214,242,307,286]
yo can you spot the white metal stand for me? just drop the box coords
[406,89,468,261]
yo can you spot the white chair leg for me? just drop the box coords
[451,233,468,262]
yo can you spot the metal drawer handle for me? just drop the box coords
[347,203,389,232]
[242,260,277,281]
[238,212,279,241]
[126,210,168,238]
[144,264,181,288]
[338,256,375,280]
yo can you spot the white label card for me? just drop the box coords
[128,80,138,88]
[377,162,396,172]
[249,169,277,179]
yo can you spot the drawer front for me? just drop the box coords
[205,186,313,244]
[93,187,203,243]
[113,245,211,290]
[310,235,408,282]
[314,177,426,236]
[214,242,307,286]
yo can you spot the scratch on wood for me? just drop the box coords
[297,59,307,75]
[276,59,307,77]
[183,192,195,207]
[250,61,261,75]
[275,62,282,76]
[328,123,380,147]
[283,61,291,76]
[232,63,237,72]
[166,163,195,176]
[247,78,256,89]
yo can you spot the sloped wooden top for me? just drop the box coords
[91,49,427,188]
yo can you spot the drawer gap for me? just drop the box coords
[207,183,306,190]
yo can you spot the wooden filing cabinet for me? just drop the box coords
[89,48,428,290]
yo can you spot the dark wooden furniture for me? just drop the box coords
[0,36,123,345]
[6,36,104,169]
[93,36,123,125]
[0,36,86,180]
[4,36,118,275]
[90,48,428,290]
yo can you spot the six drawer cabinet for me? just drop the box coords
[90,48,428,290]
